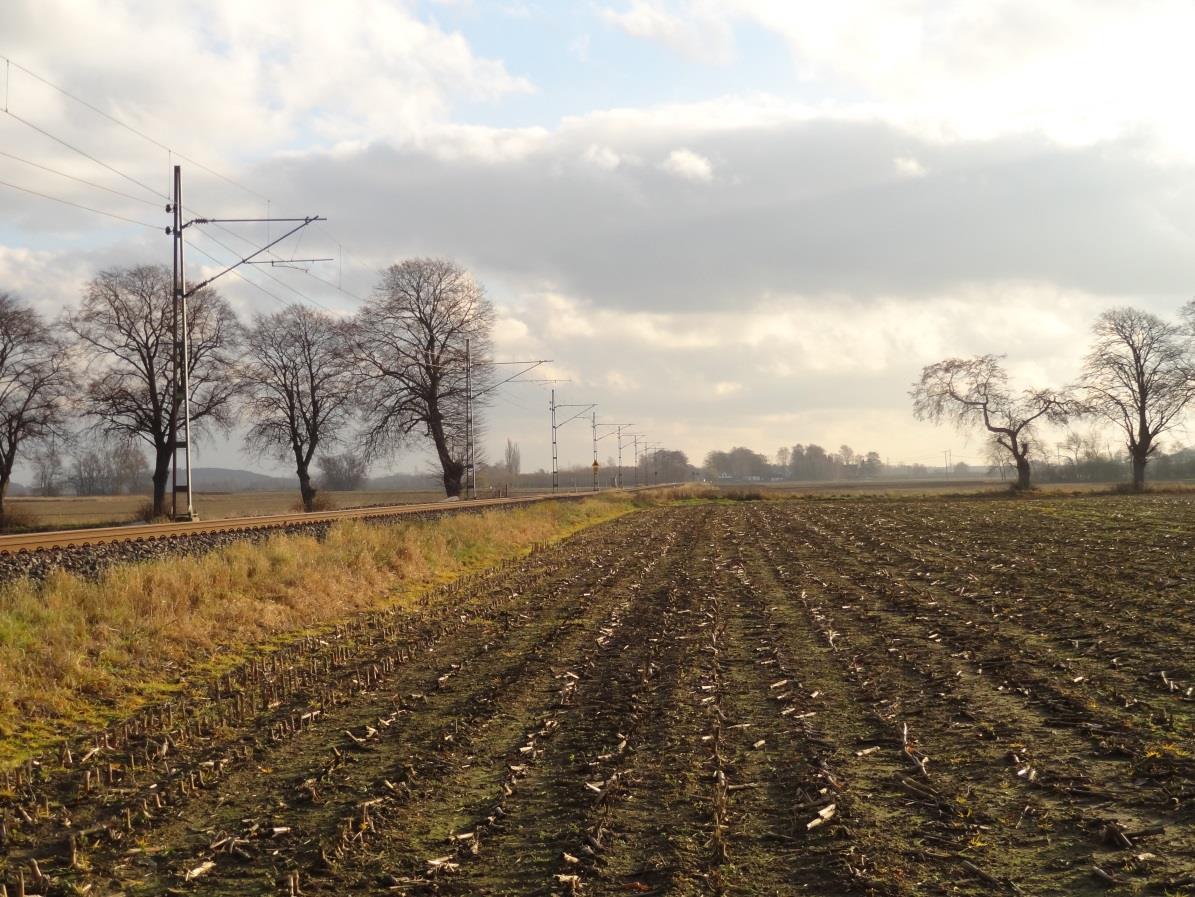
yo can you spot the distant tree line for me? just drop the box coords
[703,444,885,482]
[0,257,493,526]
[472,446,692,491]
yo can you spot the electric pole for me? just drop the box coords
[595,421,633,491]
[549,392,595,492]
[641,442,663,484]
[166,164,323,521]
[169,166,192,521]
[461,359,553,500]
[465,338,473,500]
[591,412,598,493]
[617,430,642,489]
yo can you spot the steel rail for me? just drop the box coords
[0,493,575,555]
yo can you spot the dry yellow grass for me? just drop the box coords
[0,495,635,765]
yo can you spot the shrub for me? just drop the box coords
[0,505,35,533]
[292,492,337,512]
[133,499,170,523]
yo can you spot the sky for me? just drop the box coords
[4,0,1195,478]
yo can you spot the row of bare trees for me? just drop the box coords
[912,305,1195,490]
[0,257,492,524]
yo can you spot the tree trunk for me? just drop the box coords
[0,450,13,524]
[151,442,171,518]
[1131,454,1147,491]
[426,408,463,497]
[1014,454,1031,490]
[297,462,317,512]
[441,460,464,498]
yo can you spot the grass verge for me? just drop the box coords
[0,494,635,767]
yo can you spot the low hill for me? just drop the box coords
[191,467,295,493]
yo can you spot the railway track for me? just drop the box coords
[0,492,596,555]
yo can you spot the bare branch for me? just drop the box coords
[64,265,244,515]
[241,304,357,511]
[352,258,494,498]
[1077,306,1195,489]
[910,354,1072,489]
[0,292,75,521]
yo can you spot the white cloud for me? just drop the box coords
[582,144,622,171]
[601,0,735,64]
[605,370,639,391]
[0,0,534,187]
[661,147,714,181]
[713,381,742,396]
[605,1,1195,155]
[893,156,926,177]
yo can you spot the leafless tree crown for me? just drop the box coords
[0,292,74,518]
[65,265,243,513]
[242,304,358,510]
[353,258,494,496]
[911,354,1070,488]
[1079,306,1195,487]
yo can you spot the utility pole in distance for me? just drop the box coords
[595,420,632,491]
[465,338,473,500]
[616,430,641,489]
[166,164,323,521]
[641,442,663,484]
[591,412,598,493]
[461,360,553,499]
[549,392,595,492]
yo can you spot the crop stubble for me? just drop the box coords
[1,497,1192,895]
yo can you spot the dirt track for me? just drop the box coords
[2,500,1193,895]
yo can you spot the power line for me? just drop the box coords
[490,391,537,413]
[0,54,266,201]
[294,265,370,305]
[184,239,292,308]
[0,148,163,207]
[2,56,375,320]
[188,228,338,313]
[0,176,160,229]
[3,56,375,317]
[3,108,167,201]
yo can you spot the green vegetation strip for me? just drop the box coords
[0,494,644,766]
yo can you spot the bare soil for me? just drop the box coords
[1,497,1193,895]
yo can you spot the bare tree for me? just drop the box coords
[504,438,521,478]
[68,444,108,497]
[1080,307,1195,490]
[911,355,1069,490]
[30,437,64,496]
[317,452,368,491]
[0,293,73,523]
[66,266,243,516]
[242,305,358,511]
[353,258,494,497]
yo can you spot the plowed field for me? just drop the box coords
[3,498,1193,895]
